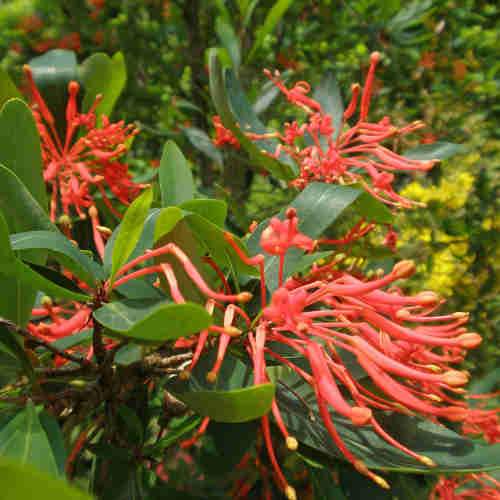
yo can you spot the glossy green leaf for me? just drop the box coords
[184,213,258,276]
[50,329,92,352]
[313,72,343,140]
[310,467,347,499]
[104,208,161,275]
[0,99,47,212]
[6,259,89,301]
[0,457,91,500]
[10,230,104,284]
[171,350,275,423]
[172,349,274,422]
[176,384,275,424]
[0,402,59,477]
[248,0,294,60]
[184,127,223,166]
[0,324,35,384]
[209,50,297,181]
[154,207,185,242]
[0,69,22,109]
[253,71,291,115]
[93,299,212,342]
[0,106,52,324]
[403,141,466,161]
[180,199,227,228]
[247,183,368,291]
[37,412,67,476]
[80,52,127,118]
[110,187,153,282]
[159,141,195,207]
[146,415,201,455]
[215,16,241,71]
[0,165,54,235]
[28,50,78,134]
[276,374,500,473]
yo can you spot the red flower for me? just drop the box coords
[430,473,500,500]
[104,211,487,497]
[24,65,142,223]
[227,53,438,208]
[212,115,240,148]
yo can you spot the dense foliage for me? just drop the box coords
[0,1,498,499]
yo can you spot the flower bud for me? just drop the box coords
[285,485,297,500]
[458,333,482,349]
[206,371,217,384]
[40,295,53,307]
[58,214,72,227]
[286,436,298,451]
[237,292,253,303]
[395,309,411,320]
[416,291,439,306]
[224,326,242,337]
[442,370,469,387]
[392,260,416,279]
[351,407,372,426]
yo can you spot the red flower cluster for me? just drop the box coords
[213,53,438,208]
[430,473,500,500]
[91,210,494,499]
[24,65,142,224]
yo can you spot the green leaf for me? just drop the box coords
[184,213,258,276]
[310,467,347,499]
[180,199,227,228]
[0,457,92,500]
[50,329,92,352]
[37,412,67,476]
[6,260,89,301]
[159,141,195,207]
[0,165,54,235]
[183,127,223,166]
[215,16,241,72]
[145,415,201,455]
[10,230,104,285]
[276,374,500,473]
[247,183,367,291]
[208,50,297,181]
[93,300,212,342]
[154,207,185,242]
[0,324,35,384]
[313,72,343,140]
[0,69,22,109]
[176,384,275,424]
[403,141,466,161]
[253,71,291,115]
[104,208,161,275]
[0,99,47,213]
[110,187,153,283]
[28,50,78,135]
[171,349,274,423]
[0,402,59,477]
[248,0,294,60]
[80,52,127,118]
[0,208,87,308]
